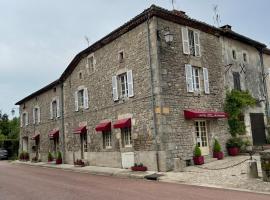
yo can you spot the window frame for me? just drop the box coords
[119,73,128,98]
[103,131,112,149]
[121,127,132,148]
[77,89,84,108]
[192,67,201,92]
[52,100,57,119]
[86,54,95,74]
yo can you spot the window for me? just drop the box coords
[50,98,60,119]
[79,72,82,79]
[82,133,88,152]
[112,70,134,101]
[232,50,237,60]
[87,55,94,73]
[21,112,28,126]
[119,51,124,63]
[121,128,132,147]
[75,87,89,111]
[233,72,241,90]
[195,121,208,148]
[103,131,112,148]
[182,27,200,56]
[119,73,128,98]
[192,67,200,91]
[33,107,40,124]
[243,52,248,63]
[78,89,84,108]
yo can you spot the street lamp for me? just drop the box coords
[158,27,174,45]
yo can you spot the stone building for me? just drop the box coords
[16,5,269,171]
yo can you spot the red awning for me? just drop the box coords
[73,126,87,134]
[184,110,228,119]
[113,118,131,129]
[95,121,111,132]
[31,134,40,140]
[48,130,59,139]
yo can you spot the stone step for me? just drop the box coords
[253,145,270,152]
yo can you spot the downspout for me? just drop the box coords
[259,48,269,117]
[146,14,160,172]
[60,82,66,163]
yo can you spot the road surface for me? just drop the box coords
[0,161,269,200]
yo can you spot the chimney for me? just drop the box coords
[172,9,187,18]
[220,24,232,31]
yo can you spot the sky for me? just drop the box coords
[0,0,269,117]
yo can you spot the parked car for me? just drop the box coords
[0,149,8,160]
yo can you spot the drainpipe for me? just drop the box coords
[259,48,269,117]
[60,83,66,163]
[146,14,160,172]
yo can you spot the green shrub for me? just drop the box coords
[57,151,62,160]
[226,137,243,148]
[213,139,221,153]
[194,145,202,157]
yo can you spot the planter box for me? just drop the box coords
[56,159,62,164]
[193,156,204,165]
[228,147,239,156]
[131,166,148,171]
[213,152,224,160]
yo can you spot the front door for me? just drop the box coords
[250,113,267,145]
[195,121,209,155]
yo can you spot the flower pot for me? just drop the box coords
[131,166,148,171]
[213,152,224,160]
[228,147,239,156]
[56,159,62,164]
[193,156,204,165]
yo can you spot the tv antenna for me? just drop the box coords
[213,4,221,27]
[84,36,90,47]
[171,0,176,10]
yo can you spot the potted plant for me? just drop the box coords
[74,159,85,167]
[19,151,29,161]
[193,145,204,165]
[131,163,148,171]
[56,151,62,164]
[226,137,243,156]
[213,139,224,160]
[48,152,54,162]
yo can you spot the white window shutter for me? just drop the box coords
[112,76,119,101]
[32,108,35,124]
[38,108,41,123]
[56,98,60,118]
[181,27,190,55]
[20,114,23,127]
[84,88,89,109]
[203,67,210,94]
[194,31,201,57]
[75,91,79,111]
[25,112,29,126]
[127,70,134,97]
[185,64,194,92]
[50,101,53,119]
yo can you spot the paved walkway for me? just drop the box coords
[13,155,270,194]
[159,155,270,194]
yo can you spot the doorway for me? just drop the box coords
[250,113,267,145]
[195,121,209,155]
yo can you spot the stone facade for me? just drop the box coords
[16,5,269,171]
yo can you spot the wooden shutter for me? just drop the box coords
[84,88,89,109]
[185,64,194,92]
[194,31,201,57]
[112,76,119,101]
[75,91,79,111]
[127,70,134,97]
[56,98,60,118]
[181,27,190,55]
[20,114,23,127]
[50,101,53,119]
[37,107,41,123]
[32,108,36,124]
[203,67,210,94]
[25,112,29,126]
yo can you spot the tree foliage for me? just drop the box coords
[224,90,256,137]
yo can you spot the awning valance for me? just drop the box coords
[95,121,111,132]
[73,126,87,134]
[184,110,228,119]
[113,118,131,129]
[31,134,40,140]
[48,130,59,139]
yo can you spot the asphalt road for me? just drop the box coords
[0,161,269,200]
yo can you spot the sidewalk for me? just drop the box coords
[13,155,270,195]
[12,160,155,179]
